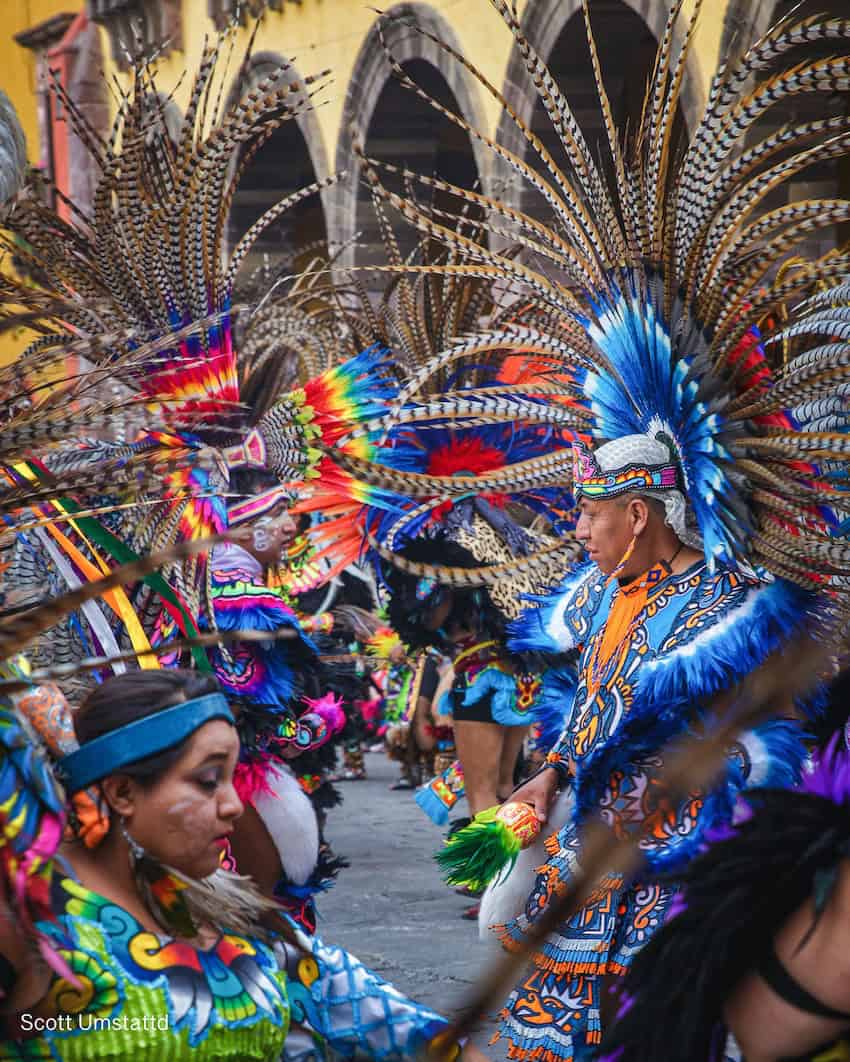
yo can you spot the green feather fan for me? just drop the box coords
[435,802,540,891]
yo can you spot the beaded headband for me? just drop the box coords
[227,486,291,527]
[572,440,682,500]
[57,693,235,794]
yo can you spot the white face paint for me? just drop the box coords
[124,721,243,879]
[252,527,271,552]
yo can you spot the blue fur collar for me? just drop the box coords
[508,560,601,655]
[636,576,813,707]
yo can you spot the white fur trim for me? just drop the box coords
[253,763,320,886]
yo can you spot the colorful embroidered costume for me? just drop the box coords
[3,873,446,1062]
[496,559,812,1060]
[207,541,318,712]
[438,641,542,729]
[601,734,850,1062]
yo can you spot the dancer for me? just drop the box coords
[336,3,850,1058]
[489,438,812,1057]
[0,668,479,1062]
[384,535,543,817]
[207,495,317,710]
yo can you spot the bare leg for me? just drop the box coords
[412,696,436,753]
[453,719,504,817]
[497,725,529,800]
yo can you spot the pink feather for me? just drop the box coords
[233,759,277,806]
[357,697,383,725]
[302,693,346,736]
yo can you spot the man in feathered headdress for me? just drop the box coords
[478,431,813,1061]
[349,0,850,1050]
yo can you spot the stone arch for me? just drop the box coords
[224,52,330,278]
[331,3,489,275]
[727,0,850,257]
[495,0,702,220]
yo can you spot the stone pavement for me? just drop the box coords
[317,750,510,1051]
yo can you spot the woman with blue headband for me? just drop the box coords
[0,669,480,1062]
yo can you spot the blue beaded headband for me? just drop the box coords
[57,693,235,794]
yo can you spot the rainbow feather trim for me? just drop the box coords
[142,304,239,427]
[303,344,397,457]
[366,628,404,660]
[0,690,73,981]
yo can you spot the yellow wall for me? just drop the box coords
[2,1,72,165]
[0,0,741,200]
[1,0,738,366]
[98,0,732,175]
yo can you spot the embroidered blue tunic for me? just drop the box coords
[494,559,813,1062]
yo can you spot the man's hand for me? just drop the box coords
[510,767,560,823]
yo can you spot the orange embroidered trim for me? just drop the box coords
[530,954,631,977]
[502,1043,575,1062]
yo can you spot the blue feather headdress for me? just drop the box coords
[351,0,850,604]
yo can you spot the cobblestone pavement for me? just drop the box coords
[317,750,509,1051]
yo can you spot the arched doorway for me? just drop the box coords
[355,57,483,280]
[498,0,693,230]
[332,4,489,281]
[495,0,700,232]
[226,55,329,282]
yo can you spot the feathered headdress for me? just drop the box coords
[0,31,403,655]
[352,1,850,601]
[288,230,586,602]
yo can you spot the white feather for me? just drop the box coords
[252,763,320,886]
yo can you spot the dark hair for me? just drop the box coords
[75,669,221,788]
[601,784,850,1061]
[383,534,507,651]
